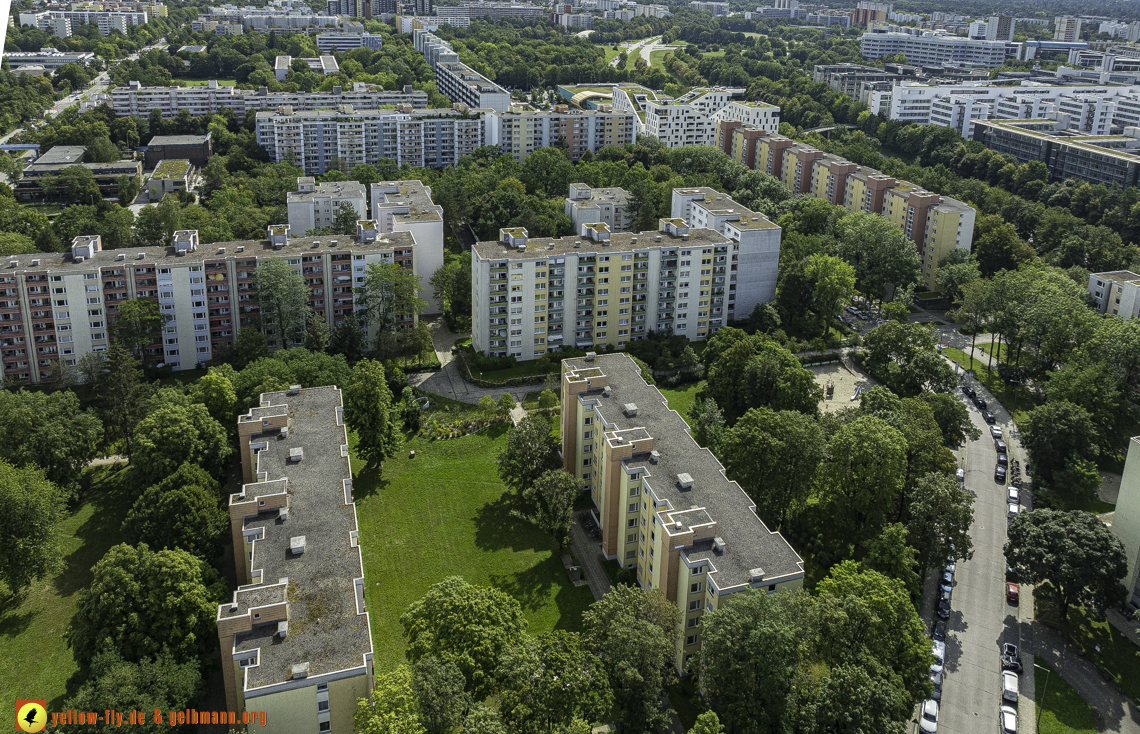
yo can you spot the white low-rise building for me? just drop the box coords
[1089,270,1140,319]
[287,178,368,235]
[370,180,445,312]
[565,184,632,233]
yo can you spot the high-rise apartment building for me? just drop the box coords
[255,107,486,173]
[560,352,804,673]
[860,31,1008,67]
[1089,271,1140,319]
[221,384,373,732]
[0,225,415,384]
[434,61,511,112]
[20,8,149,35]
[434,2,545,20]
[369,180,445,312]
[564,184,632,234]
[484,107,637,162]
[1055,16,1082,42]
[287,179,368,235]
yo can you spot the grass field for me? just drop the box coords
[1035,660,1096,734]
[0,463,131,708]
[658,380,704,426]
[974,341,1011,363]
[649,49,674,67]
[1037,588,1140,703]
[354,426,596,673]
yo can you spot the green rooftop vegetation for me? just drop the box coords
[152,159,191,179]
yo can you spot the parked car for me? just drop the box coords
[963,385,976,398]
[974,396,988,409]
[940,587,952,604]
[937,599,951,619]
[992,425,1003,440]
[996,465,1007,482]
[945,559,956,574]
[997,453,1008,466]
[920,699,939,733]
[1002,643,1019,658]
[930,669,943,702]
[941,569,954,586]
[932,620,946,642]
[1008,502,1020,518]
[956,468,965,485]
[1006,582,1019,604]
[995,439,1007,453]
[984,411,996,423]
[1000,705,1017,734]
[932,640,946,668]
[1002,655,1023,673]
[1008,486,1019,503]
[1003,671,1019,703]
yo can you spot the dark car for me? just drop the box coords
[984,411,996,423]
[963,385,976,398]
[996,465,1007,482]
[932,620,946,642]
[998,453,1008,466]
[937,599,951,619]
[1002,643,1019,658]
[975,395,988,409]
[996,439,1007,453]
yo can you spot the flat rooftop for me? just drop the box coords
[288,180,367,203]
[35,145,87,165]
[473,226,730,262]
[370,180,441,223]
[564,353,804,591]
[147,133,211,146]
[676,187,780,230]
[1093,270,1140,286]
[228,387,372,690]
[567,186,631,209]
[152,159,191,178]
[4,231,416,275]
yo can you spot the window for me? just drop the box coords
[319,723,331,733]
[583,459,591,467]
[688,617,699,628]
[238,656,257,668]
[686,634,698,646]
[317,683,329,692]
[253,613,260,620]
[628,518,637,528]
[628,503,639,513]
[692,566,703,575]
[626,550,636,559]
[689,600,700,611]
[317,701,329,712]
[691,582,703,593]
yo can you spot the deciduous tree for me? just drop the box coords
[343,358,399,466]
[122,464,227,561]
[0,389,102,499]
[255,258,312,350]
[355,665,427,734]
[0,461,65,593]
[109,297,168,364]
[497,415,560,493]
[496,631,613,733]
[515,469,578,549]
[65,652,202,734]
[132,403,232,487]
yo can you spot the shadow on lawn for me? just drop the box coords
[53,464,133,598]
[0,592,36,641]
[472,491,552,553]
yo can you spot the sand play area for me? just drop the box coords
[808,357,877,413]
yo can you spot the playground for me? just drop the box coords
[808,358,875,414]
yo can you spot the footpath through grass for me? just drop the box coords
[0,463,132,708]
[1035,660,1096,734]
[354,426,596,673]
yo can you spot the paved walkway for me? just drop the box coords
[409,318,535,405]
[569,514,612,602]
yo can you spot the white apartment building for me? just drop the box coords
[708,100,781,134]
[369,180,445,312]
[315,31,382,52]
[565,184,631,234]
[688,1,728,15]
[20,9,148,35]
[860,31,1008,67]
[413,30,459,69]
[111,80,429,119]
[287,178,368,235]
[434,2,547,20]
[0,227,410,384]
[670,187,780,314]
[472,220,736,360]
[484,108,637,162]
[636,88,757,148]
[18,12,72,37]
[434,61,511,112]
[1089,270,1140,319]
[274,55,339,81]
[3,47,94,69]
[255,107,486,173]
[928,96,992,138]
[1055,16,1082,43]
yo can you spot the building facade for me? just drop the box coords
[974,119,1140,188]
[15,145,141,203]
[221,385,373,733]
[1088,270,1140,319]
[565,184,632,234]
[434,2,546,20]
[560,352,804,673]
[1113,436,1140,607]
[1055,16,1082,43]
[484,107,637,162]
[369,180,445,312]
[434,61,511,112]
[20,9,149,35]
[287,178,368,235]
[3,47,94,69]
[859,31,1008,67]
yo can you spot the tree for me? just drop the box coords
[973,216,1036,277]
[132,403,232,487]
[122,464,227,561]
[794,662,909,734]
[109,298,168,364]
[720,407,825,529]
[688,711,725,734]
[67,543,224,670]
[538,390,558,409]
[0,232,38,256]
[819,416,908,551]
[906,472,975,570]
[65,652,202,734]
[917,391,978,448]
[704,333,822,423]
[515,469,578,549]
[233,325,269,369]
[834,212,920,302]
[461,705,507,734]
[497,631,613,733]
[343,358,399,465]
[935,256,980,305]
[0,461,65,593]
[689,397,726,454]
[803,253,856,335]
[304,313,331,353]
[358,262,426,358]
[355,665,427,734]
[497,415,560,493]
[330,317,368,361]
[520,147,576,197]
[582,585,680,732]
[191,368,237,426]
[863,523,922,600]
[1020,400,1099,485]
[333,200,361,235]
[430,256,473,331]
[1005,509,1128,621]
[95,345,152,456]
[411,656,470,734]
[255,258,311,350]
[400,576,527,698]
[0,389,103,499]
[496,391,517,416]
[863,321,956,396]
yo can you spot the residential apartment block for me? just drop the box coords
[565,184,632,234]
[484,107,637,162]
[315,31,383,52]
[860,31,1008,67]
[220,385,373,732]
[1055,15,1082,43]
[111,80,429,119]
[607,85,777,149]
[472,202,777,360]
[369,180,445,312]
[255,106,486,173]
[18,12,73,37]
[434,61,511,112]
[1112,436,1140,607]
[3,47,94,69]
[15,145,141,203]
[688,1,728,15]
[560,352,804,673]
[434,2,547,20]
[1088,270,1140,319]
[287,179,368,235]
[20,8,149,35]
[198,1,339,30]
[729,126,974,292]
[274,55,339,81]
[974,119,1140,188]
[0,226,414,385]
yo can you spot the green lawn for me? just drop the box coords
[974,341,1011,363]
[701,50,726,59]
[1036,587,1140,702]
[354,426,596,673]
[649,49,674,67]
[942,346,1039,425]
[0,463,132,708]
[1035,660,1096,734]
[658,380,704,426]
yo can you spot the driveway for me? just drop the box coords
[409,317,535,406]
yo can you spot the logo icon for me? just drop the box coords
[16,702,46,733]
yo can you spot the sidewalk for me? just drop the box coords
[569,516,612,602]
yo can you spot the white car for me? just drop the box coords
[1008,486,1019,503]
[1002,671,1019,703]
[991,425,1003,440]
[920,699,939,733]
[1008,503,1020,518]
[1000,705,1017,734]
[931,641,946,673]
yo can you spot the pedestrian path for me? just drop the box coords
[569,516,612,602]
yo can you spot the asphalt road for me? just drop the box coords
[937,379,1028,734]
